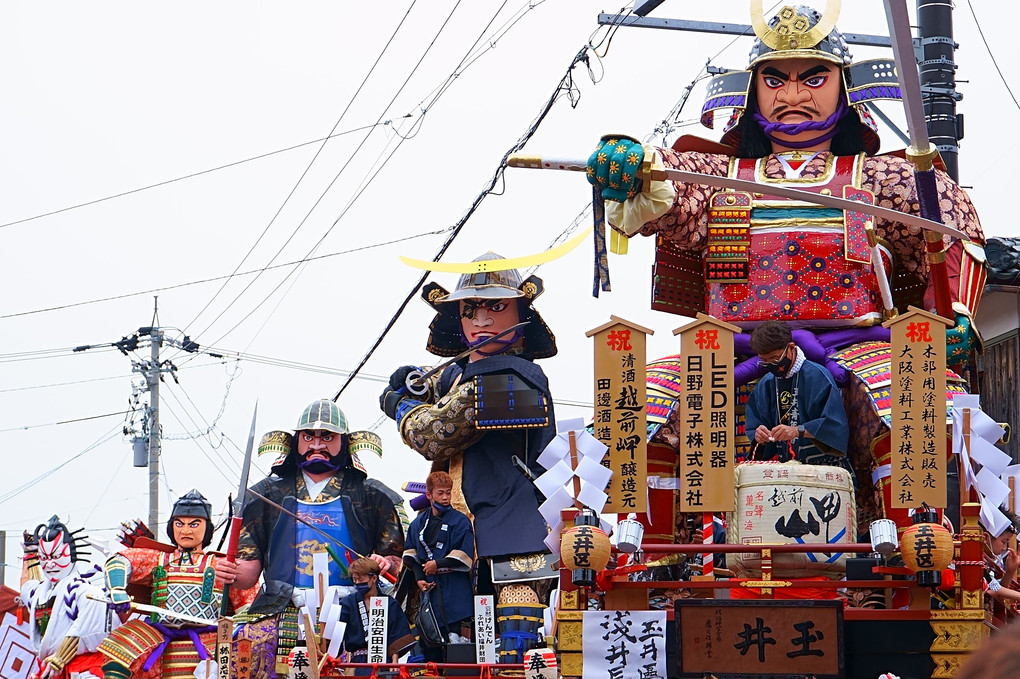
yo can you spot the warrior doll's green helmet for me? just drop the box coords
[295,399,349,435]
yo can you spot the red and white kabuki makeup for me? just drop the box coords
[38,534,73,582]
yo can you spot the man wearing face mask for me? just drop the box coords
[402,471,474,662]
[980,511,1020,604]
[338,558,414,674]
[745,320,850,475]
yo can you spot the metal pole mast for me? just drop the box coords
[917,0,962,182]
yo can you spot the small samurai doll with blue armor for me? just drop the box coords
[19,516,114,679]
[97,490,258,679]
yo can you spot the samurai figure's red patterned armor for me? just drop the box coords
[706,154,891,328]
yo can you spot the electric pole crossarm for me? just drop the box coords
[596,13,892,48]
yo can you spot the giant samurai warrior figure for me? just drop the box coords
[586,1,985,530]
[97,490,257,679]
[214,403,405,678]
[380,253,558,660]
[19,516,117,679]
[589,1,984,361]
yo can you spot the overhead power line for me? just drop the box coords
[331,9,634,399]
[0,410,128,433]
[0,229,448,321]
[0,123,392,231]
[964,0,1020,112]
[0,425,122,506]
[181,0,424,339]
[184,0,466,351]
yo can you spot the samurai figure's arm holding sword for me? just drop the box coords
[215,398,406,600]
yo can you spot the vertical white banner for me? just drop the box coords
[474,595,497,664]
[582,610,666,679]
[367,597,389,664]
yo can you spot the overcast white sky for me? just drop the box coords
[1,0,1018,581]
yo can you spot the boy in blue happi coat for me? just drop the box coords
[403,471,475,662]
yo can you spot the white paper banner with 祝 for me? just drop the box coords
[582,610,666,679]
[368,597,389,664]
[474,595,497,664]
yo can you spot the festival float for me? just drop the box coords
[8,2,1017,679]
[496,0,1007,677]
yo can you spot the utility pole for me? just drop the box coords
[146,325,163,530]
[77,298,201,530]
[917,0,962,182]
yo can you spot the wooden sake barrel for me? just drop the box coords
[727,460,857,579]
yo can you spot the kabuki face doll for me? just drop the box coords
[39,535,73,582]
[33,516,80,583]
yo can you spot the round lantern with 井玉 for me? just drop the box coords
[900,508,955,588]
[560,509,612,587]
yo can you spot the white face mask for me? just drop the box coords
[38,534,74,582]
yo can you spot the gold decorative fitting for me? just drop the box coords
[509,553,547,573]
[740,580,792,588]
[905,145,940,172]
[725,195,736,205]
[258,430,293,457]
[428,288,444,303]
[820,188,832,195]
[522,281,538,298]
[498,584,541,605]
[750,0,841,52]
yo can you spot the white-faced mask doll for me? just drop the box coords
[34,516,81,583]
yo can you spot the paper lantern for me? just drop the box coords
[615,513,645,554]
[560,510,611,587]
[900,516,954,588]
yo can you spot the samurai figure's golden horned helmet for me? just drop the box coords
[748,0,849,67]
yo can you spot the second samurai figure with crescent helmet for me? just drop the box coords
[380,252,558,661]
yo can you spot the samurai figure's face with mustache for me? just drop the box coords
[297,429,346,475]
[755,57,842,149]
